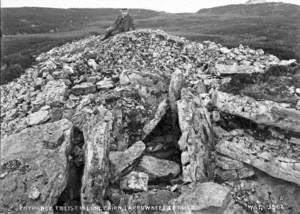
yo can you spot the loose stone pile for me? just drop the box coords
[1,29,299,214]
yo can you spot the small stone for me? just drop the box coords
[138,155,180,180]
[220,47,230,54]
[295,88,300,95]
[0,172,8,179]
[87,59,98,70]
[120,171,148,192]
[96,78,114,90]
[109,141,146,174]
[27,109,50,126]
[28,185,40,200]
[215,155,244,170]
[71,82,96,96]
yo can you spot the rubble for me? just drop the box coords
[0,29,299,213]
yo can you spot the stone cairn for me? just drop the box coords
[1,29,299,214]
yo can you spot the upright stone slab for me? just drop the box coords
[177,88,215,183]
[80,107,113,213]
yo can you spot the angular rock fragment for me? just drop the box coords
[171,182,231,214]
[215,154,255,180]
[216,167,255,181]
[177,88,215,183]
[169,69,184,113]
[27,108,50,126]
[96,78,114,90]
[120,171,149,192]
[41,80,68,106]
[212,91,300,133]
[71,82,96,95]
[215,154,245,170]
[138,155,180,180]
[216,131,300,186]
[143,99,168,138]
[109,141,146,175]
[0,119,73,212]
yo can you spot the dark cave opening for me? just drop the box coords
[53,127,85,214]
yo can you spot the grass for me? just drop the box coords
[1,3,300,84]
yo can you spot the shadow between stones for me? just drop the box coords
[53,127,85,214]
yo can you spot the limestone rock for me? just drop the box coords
[0,119,73,213]
[216,131,300,186]
[109,141,146,175]
[138,155,180,180]
[120,171,149,192]
[71,82,96,95]
[171,182,231,214]
[212,91,300,133]
[177,88,215,183]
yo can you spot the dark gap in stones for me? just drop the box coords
[216,112,296,140]
[53,127,85,214]
[144,108,182,164]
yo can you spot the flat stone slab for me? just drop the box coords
[138,155,180,180]
[109,141,146,175]
[0,119,73,213]
[212,91,300,133]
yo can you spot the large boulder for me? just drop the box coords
[0,119,73,213]
[177,88,215,183]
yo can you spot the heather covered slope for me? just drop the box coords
[1,29,300,213]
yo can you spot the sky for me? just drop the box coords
[2,0,300,13]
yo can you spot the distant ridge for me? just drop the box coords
[246,0,267,4]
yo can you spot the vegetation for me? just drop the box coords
[1,3,300,84]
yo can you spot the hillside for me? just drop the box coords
[1,7,161,35]
[1,3,300,84]
[1,29,300,214]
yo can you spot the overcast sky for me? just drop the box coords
[2,0,300,13]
